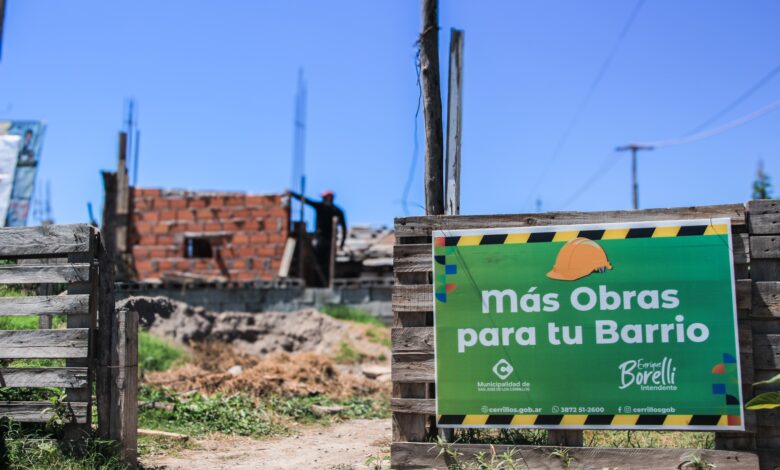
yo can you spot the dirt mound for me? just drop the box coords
[145,342,387,398]
[119,296,383,358]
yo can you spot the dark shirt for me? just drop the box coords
[291,193,347,246]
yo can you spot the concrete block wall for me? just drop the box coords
[128,188,289,282]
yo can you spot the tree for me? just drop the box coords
[752,160,773,199]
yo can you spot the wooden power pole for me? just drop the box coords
[420,0,444,215]
[616,144,654,210]
[445,29,464,216]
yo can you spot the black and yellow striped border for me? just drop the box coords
[437,413,739,427]
[437,223,728,247]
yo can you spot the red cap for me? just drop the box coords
[321,190,334,198]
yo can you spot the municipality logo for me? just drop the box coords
[492,359,513,380]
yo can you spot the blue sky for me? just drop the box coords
[0,1,778,226]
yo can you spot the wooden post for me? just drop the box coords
[328,216,337,289]
[111,303,138,467]
[445,29,464,216]
[63,235,98,446]
[97,234,137,467]
[420,0,444,216]
[96,238,114,440]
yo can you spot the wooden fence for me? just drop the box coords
[391,201,779,469]
[0,224,137,466]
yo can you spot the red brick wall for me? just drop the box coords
[128,188,289,282]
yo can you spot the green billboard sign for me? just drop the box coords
[433,218,744,430]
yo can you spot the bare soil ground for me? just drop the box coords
[143,418,391,470]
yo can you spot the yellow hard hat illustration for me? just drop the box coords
[546,237,612,281]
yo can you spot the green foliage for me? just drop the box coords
[0,420,126,470]
[745,373,780,410]
[585,430,714,449]
[453,428,548,446]
[745,392,780,410]
[322,304,384,327]
[138,385,390,440]
[548,447,574,469]
[434,436,525,470]
[139,331,188,372]
[267,394,390,423]
[333,341,366,364]
[679,452,715,470]
[138,387,278,438]
[365,327,391,348]
[752,160,773,199]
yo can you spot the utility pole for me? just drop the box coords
[616,144,653,210]
[445,29,464,216]
[420,0,444,215]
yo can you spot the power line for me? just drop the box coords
[401,50,423,216]
[522,0,645,209]
[557,151,623,209]
[689,64,780,134]
[557,68,780,211]
[636,98,780,148]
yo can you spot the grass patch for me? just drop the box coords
[267,395,390,424]
[0,420,126,470]
[365,327,391,348]
[451,429,714,450]
[321,304,384,327]
[139,331,188,373]
[332,341,366,364]
[138,434,196,460]
[138,385,390,439]
[585,430,714,449]
[138,387,281,438]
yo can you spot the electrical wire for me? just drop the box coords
[557,151,623,209]
[636,98,780,148]
[401,50,423,216]
[522,0,645,209]
[557,98,780,209]
[688,64,780,134]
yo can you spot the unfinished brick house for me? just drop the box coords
[101,135,290,283]
[127,188,289,282]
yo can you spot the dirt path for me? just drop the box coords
[143,418,391,470]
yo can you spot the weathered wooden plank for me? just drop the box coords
[747,199,780,235]
[393,357,435,383]
[0,264,91,284]
[750,259,780,282]
[0,367,88,388]
[750,235,780,259]
[63,252,95,444]
[393,328,434,354]
[753,334,780,370]
[394,245,432,274]
[733,233,750,264]
[393,285,433,312]
[0,225,93,258]
[0,401,88,423]
[753,282,780,318]
[736,279,752,310]
[0,329,89,359]
[392,398,435,414]
[0,295,90,316]
[395,204,747,238]
[390,442,759,470]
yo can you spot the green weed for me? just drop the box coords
[0,419,126,470]
[138,387,280,438]
[322,305,384,327]
[333,341,366,364]
[139,331,188,373]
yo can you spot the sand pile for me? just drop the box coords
[118,296,386,358]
